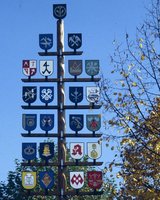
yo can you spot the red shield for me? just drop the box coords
[87,171,102,189]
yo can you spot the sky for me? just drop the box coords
[0,0,150,182]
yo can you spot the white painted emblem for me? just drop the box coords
[87,143,102,160]
[40,60,53,76]
[86,87,100,103]
[70,143,84,160]
[70,172,84,189]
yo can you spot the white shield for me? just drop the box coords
[87,143,102,160]
[70,171,84,189]
[70,143,84,160]
[22,172,36,189]
[86,87,100,103]
[40,60,53,76]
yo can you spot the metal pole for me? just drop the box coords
[57,19,66,200]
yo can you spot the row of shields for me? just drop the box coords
[22,86,100,104]
[22,60,100,77]
[22,142,102,161]
[22,114,101,132]
[22,170,102,190]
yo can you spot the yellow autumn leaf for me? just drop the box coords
[132,82,137,87]
[139,43,143,48]
[141,54,145,60]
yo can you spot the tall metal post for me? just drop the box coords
[57,19,66,200]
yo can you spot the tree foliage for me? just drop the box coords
[100,0,160,199]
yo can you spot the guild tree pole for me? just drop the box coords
[21,4,103,200]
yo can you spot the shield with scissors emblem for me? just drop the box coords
[87,171,102,189]
[22,172,36,190]
[40,114,54,132]
[69,115,84,132]
[85,60,100,76]
[70,143,84,160]
[69,87,83,104]
[70,172,84,189]
[53,4,67,19]
[22,86,37,104]
[40,60,53,77]
[22,114,37,131]
[87,143,102,160]
[40,87,54,104]
[86,87,100,103]
[68,60,82,76]
[39,170,54,189]
[22,143,37,160]
[86,114,101,132]
[39,143,54,161]
[68,34,82,50]
[39,34,53,51]
[22,60,37,77]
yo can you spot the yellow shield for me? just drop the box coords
[22,172,36,189]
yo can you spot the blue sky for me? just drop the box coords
[0,0,149,182]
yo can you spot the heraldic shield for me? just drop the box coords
[85,60,100,76]
[22,172,36,189]
[70,143,84,160]
[22,143,37,161]
[23,86,37,104]
[87,142,102,160]
[40,87,54,104]
[86,114,101,132]
[39,143,54,161]
[69,115,84,132]
[22,114,37,131]
[68,60,82,76]
[40,60,53,77]
[40,114,54,132]
[39,34,53,51]
[70,172,84,189]
[69,87,83,104]
[87,171,102,190]
[22,60,37,77]
[68,33,82,50]
[39,170,54,189]
[86,87,100,103]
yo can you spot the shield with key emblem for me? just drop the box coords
[40,87,54,104]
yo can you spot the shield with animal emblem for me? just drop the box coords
[39,143,54,161]
[40,114,54,132]
[69,115,84,132]
[22,60,37,77]
[87,171,102,189]
[68,60,82,76]
[40,87,54,104]
[86,87,100,103]
[87,142,102,160]
[68,33,82,50]
[22,114,37,131]
[22,172,36,189]
[70,143,84,160]
[40,60,53,77]
[69,87,83,104]
[22,86,37,104]
[22,143,37,160]
[85,60,100,76]
[39,170,54,189]
[86,114,101,132]
[39,34,53,51]
[70,172,84,189]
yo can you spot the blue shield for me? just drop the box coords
[39,34,53,51]
[22,143,37,160]
[22,114,37,131]
[69,87,83,104]
[40,87,54,104]
[39,143,54,161]
[69,115,84,132]
[53,4,67,19]
[68,33,82,50]
[40,114,54,132]
[22,86,37,104]
[39,171,54,189]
